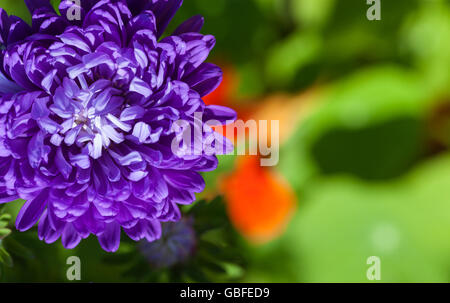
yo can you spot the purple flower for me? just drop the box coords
[0,0,236,252]
[139,218,196,268]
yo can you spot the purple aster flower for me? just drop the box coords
[0,0,236,252]
[139,218,196,268]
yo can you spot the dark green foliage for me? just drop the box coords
[103,198,246,282]
[311,117,426,180]
[0,210,12,279]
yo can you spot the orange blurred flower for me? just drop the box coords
[202,62,307,244]
[221,156,297,244]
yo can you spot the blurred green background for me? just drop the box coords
[1,0,450,282]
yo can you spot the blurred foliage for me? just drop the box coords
[101,198,246,283]
[243,0,449,282]
[172,0,440,97]
[1,229,66,282]
[0,0,30,21]
[0,208,12,278]
[279,66,433,187]
[401,0,450,96]
[248,154,450,282]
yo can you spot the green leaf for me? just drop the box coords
[0,213,11,229]
[279,66,432,187]
[278,154,450,282]
[265,32,321,88]
[1,0,31,22]
[3,237,35,260]
[0,228,11,240]
[0,247,12,267]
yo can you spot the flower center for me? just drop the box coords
[50,77,132,159]
[74,110,89,125]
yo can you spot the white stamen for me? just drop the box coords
[107,114,132,132]
[77,74,88,90]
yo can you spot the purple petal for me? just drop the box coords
[61,223,82,249]
[55,147,73,180]
[183,63,222,97]
[113,151,143,166]
[0,8,10,45]
[80,205,105,235]
[126,0,148,15]
[16,188,49,231]
[93,88,114,112]
[98,153,121,182]
[143,220,162,242]
[164,170,205,193]
[7,15,32,45]
[59,31,91,53]
[107,114,132,132]
[38,210,62,244]
[91,134,103,159]
[5,51,37,90]
[131,122,151,143]
[148,0,183,38]
[181,33,216,72]
[40,69,58,93]
[120,106,145,121]
[169,186,196,205]
[129,77,152,98]
[25,0,53,13]
[124,219,161,242]
[102,124,124,144]
[98,222,121,252]
[0,70,22,94]
[203,105,237,124]
[173,15,204,35]
[69,153,91,169]
[27,131,49,168]
[0,192,18,204]
[64,125,82,146]
[32,7,68,35]
[149,167,168,201]
[31,97,49,120]
[129,10,156,35]
[38,118,62,134]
